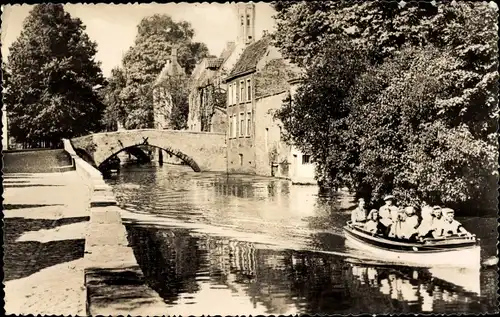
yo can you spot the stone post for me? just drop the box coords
[158,148,163,166]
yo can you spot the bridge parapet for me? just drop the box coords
[71,129,227,172]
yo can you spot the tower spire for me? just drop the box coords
[236,2,255,45]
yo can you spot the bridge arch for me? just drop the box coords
[70,129,226,173]
[100,144,201,172]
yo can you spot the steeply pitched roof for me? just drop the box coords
[219,41,236,61]
[154,53,186,86]
[226,36,271,81]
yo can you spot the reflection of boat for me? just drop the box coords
[429,266,481,295]
[346,257,481,296]
[343,222,480,268]
[347,261,482,312]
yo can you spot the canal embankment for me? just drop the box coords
[62,139,169,315]
[3,150,90,315]
[3,143,169,315]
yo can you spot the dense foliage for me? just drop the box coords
[101,67,127,131]
[273,1,498,210]
[4,4,105,146]
[102,15,209,129]
[155,75,189,130]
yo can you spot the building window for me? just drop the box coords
[232,83,236,105]
[240,80,245,102]
[246,111,251,136]
[247,14,250,26]
[239,154,243,166]
[234,82,238,104]
[246,79,251,101]
[241,15,244,26]
[302,155,311,164]
[239,112,245,137]
[232,115,237,138]
[229,115,233,138]
[228,84,232,105]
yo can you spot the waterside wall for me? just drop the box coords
[62,139,169,315]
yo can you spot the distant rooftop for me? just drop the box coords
[154,47,186,86]
[226,36,271,81]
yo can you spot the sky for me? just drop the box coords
[1,2,277,77]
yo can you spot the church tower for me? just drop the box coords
[237,2,255,45]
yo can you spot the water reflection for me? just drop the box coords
[126,226,493,315]
[107,164,497,314]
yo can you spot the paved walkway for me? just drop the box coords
[3,149,73,173]
[3,170,92,315]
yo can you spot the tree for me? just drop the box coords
[272,1,497,66]
[115,15,209,129]
[2,62,12,103]
[347,46,497,208]
[5,4,104,146]
[101,67,127,130]
[274,1,498,211]
[154,75,189,130]
[275,37,370,197]
[271,0,439,66]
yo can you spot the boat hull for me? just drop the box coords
[344,225,481,269]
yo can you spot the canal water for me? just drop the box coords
[106,163,498,315]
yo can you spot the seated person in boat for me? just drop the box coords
[439,208,472,237]
[429,206,446,238]
[351,198,367,226]
[398,206,420,240]
[364,209,382,234]
[389,207,407,238]
[379,195,399,236]
[416,201,434,238]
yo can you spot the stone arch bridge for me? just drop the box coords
[71,129,227,172]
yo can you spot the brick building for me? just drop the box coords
[152,47,186,129]
[224,35,316,184]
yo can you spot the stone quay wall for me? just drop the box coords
[62,139,168,315]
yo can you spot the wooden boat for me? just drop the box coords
[343,221,480,269]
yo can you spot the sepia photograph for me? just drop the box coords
[1,1,499,315]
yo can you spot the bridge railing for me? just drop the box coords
[62,138,104,183]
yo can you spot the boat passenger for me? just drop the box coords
[364,209,382,234]
[379,195,399,236]
[351,198,367,226]
[430,206,446,238]
[441,208,471,237]
[420,201,433,221]
[399,206,419,240]
[416,201,434,238]
[389,207,407,238]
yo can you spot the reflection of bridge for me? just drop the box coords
[71,129,227,172]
